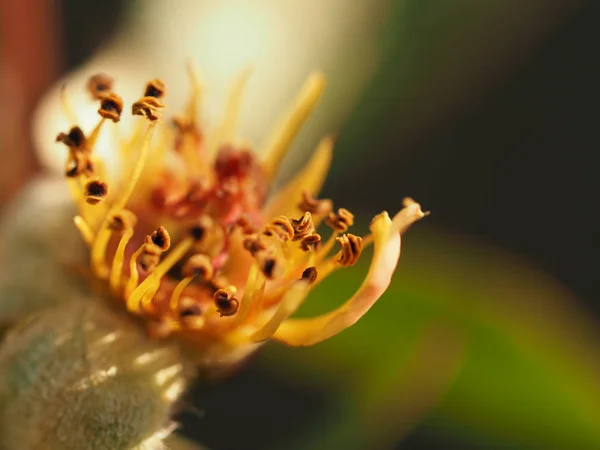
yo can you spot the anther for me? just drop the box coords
[98,92,124,123]
[132,96,164,122]
[189,217,212,242]
[301,266,318,284]
[108,210,137,233]
[66,153,95,178]
[84,179,108,205]
[243,235,266,255]
[213,287,240,317]
[144,79,166,99]
[300,233,321,252]
[336,233,363,267]
[326,208,355,232]
[56,126,87,151]
[87,74,114,100]
[263,216,294,241]
[178,298,202,317]
[291,212,315,240]
[149,226,171,252]
[299,191,332,215]
[182,254,213,280]
[256,251,282,279]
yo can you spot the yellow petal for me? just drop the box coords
[261,72,326,179]
[263,135,333,220]
[273,212,400,346]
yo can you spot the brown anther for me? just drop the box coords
[300,233,321,252]
[291,212,315,241]
[243,235,267,255]
[144,79,166,98]
[149,226,171,251]
[179,297,202,317]
[255,251,281,279]
[84,179,108,205]
[139,239,162,272]
[326,208,355,232]
[56,126,87,151]
[182,254,213,280]
[87,74,114,100]
[132,96,164,121]
[107,210,137,233]
[98,92,123,123]
[189,217,212,242]
[336,233,363,267]
[65,153,95,178]
[301,267,318,284]
[263,215,294,242]
[299,191,333,215]
[213,288,240,317]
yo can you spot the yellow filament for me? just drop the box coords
[60,84,77,125]
[251,280,311,342]
[127,238,193,313]
[207,67,252,158]
[114,124,155,211]
[125,246,145,300]
[73,215,94,245]
[169,276,194,312]
[87,117,106,150]
[261,73,326,178]
[233,263,263,326]
[110,229,134,295]
[316,231,339,262]
[91,124,155,277]
[68,179,86,215]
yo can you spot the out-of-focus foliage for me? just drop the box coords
[260,230,600,449]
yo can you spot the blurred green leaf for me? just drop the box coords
[260,230,600,449]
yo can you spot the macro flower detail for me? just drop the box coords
[55,68,427,369]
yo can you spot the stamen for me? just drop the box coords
[87,74,114,100]
[326,208,354,232]
[251,279,311,342]
[261,72,326,178]
[301,266,318,283]
[291,212,314,241]
[110,228,134,295]
[300,233,321,252]
[132,96,164,122]
[56,126,87,151]
[169,254,213,312]
[263,215,294,242]
[125,246,145,300]
[84,179,108,205]
[73,215,94,245]
[144,79,166,99]
[98,92,124,123]
[213,286,240,317]
[299,191,332,216]
[127,237,194,313]
[336,233,363,267]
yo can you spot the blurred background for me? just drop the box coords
[1,0,600,448]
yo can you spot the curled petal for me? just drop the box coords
[273,212,399,346]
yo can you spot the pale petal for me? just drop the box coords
[273,212,400,346]
[263,136,333,220]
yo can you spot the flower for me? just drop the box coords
[54,67,427,371]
